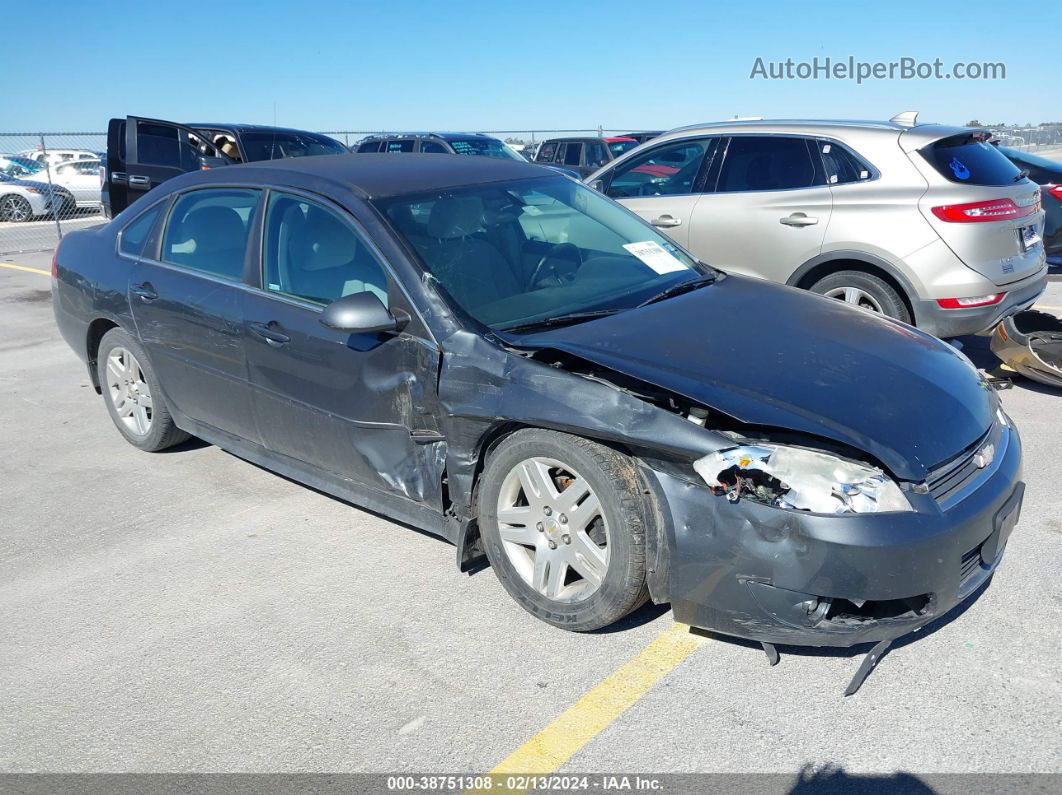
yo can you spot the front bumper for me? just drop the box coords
[650,424,1023,648]
[912,265,1047,338]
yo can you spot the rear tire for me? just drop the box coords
[809,269,911,324]
[478,429,649,631]
[97,328,189,452]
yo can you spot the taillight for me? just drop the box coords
[1050,185,1062,204]
[51,246,59,279]
[936,293,1006,309]
[931,198,1037,223]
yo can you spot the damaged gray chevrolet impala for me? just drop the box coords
[52,155,1023,691]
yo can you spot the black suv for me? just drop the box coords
[533,136,640,177]
[103,116,347,217]
[354,132,525,160]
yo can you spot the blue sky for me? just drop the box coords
[3,0,1058,133]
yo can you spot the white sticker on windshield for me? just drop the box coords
[623,241,687,274]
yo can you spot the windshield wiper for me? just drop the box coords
[501,309,624,334]
[636,274,717,308]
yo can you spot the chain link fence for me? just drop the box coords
[3,126,1059,256]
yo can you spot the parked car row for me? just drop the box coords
[52,150,1027,688]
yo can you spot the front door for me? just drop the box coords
[241,190,443,505]
[128,187,262,443]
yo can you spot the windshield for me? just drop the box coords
[0,156,43,177]
[376,177,708,332]
[608,139,638,157]
[239,131,348,162]
[449,138,525,161]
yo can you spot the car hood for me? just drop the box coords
[4,178,61,192]
[512,275,994,480]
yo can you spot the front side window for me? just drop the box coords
[263,192,388,307]
[535,142,558,163]
[161,189,260,280]
[420,141,449,154]
[584,141,608,169]
[239,131,348,161]
[716,136,819,192]
[119,203,164,257]
[377,177,706,331]
[607,139,638,158]
[607,138,713,198]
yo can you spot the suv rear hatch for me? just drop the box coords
[906,129,1045,286]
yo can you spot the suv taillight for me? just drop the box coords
[936,293,1006,309]
[1050,185,1062,204]
[931,198,1037,223]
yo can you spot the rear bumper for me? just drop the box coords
[650,424,1023,648]
[913,266,1047,338]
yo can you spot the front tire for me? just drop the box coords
[0,194,32,222]
[478,429,649,631]
[809,269,911,323]
[97,328,189,452]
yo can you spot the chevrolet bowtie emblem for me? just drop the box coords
[974,443,995,469]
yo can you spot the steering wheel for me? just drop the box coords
[529,242,583,288]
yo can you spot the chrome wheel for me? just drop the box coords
[495,457,609,603]
[0,195,31,222]
[823,285,884,313]
[105,347,153,436]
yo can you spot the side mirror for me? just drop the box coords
[588,178,605,193]
[320,291,409,334]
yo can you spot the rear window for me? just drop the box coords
[239,131,347,161]
[922,135,1024,186]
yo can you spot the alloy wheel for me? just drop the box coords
[105,347,153,436]
[496,456,610,603]
[0,195,31,222]
[823,285,885,314]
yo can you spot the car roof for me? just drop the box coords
[186,153,554,199]
[361,132,498,141]
[186,123,336,137]
[655,118,976,145]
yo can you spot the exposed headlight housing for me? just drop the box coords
[693,444,912,514]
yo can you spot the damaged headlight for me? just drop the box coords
[693,445,912,514]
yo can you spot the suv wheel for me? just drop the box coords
[810,270,911,324]
[478,429,649,631]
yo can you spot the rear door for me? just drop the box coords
[685,135,832,280]
[909,132,1046,285]
[128,186,263,443]
[116,117,229,214]
[602,136,720,249]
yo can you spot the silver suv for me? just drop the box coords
[586,116,1048,337]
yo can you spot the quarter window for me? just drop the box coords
[119,203,164,258]
[607,139,713,198]
[263,192,388,307]
[161,189,260,280]
[820,143,872,184]
[716,136,819,192]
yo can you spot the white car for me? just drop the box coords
[0,173,73,222]
[35,159,102,209]
[16,148,100,167]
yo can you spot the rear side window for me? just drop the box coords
[161,189,260,280]
[385,140,415,153]
[535,142,557,162]
[420,141,448,153]
[562,143,583,166]
[716,136,820,192]
[136,122,198,170]
[357,141,382,153]
[922,135,1024,186]
[119,203,164,257]
[820,142,872,185]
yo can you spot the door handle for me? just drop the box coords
[128,175,151,188]
[110,172,128,184]
[131,282,158,302]
[650,215,682,228]
[780,213,819,227]
[248,321,291,347]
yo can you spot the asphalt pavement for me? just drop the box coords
[0,252,1059,781]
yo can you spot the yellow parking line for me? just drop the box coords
[0,261,50,276]
[486,623,704,782]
